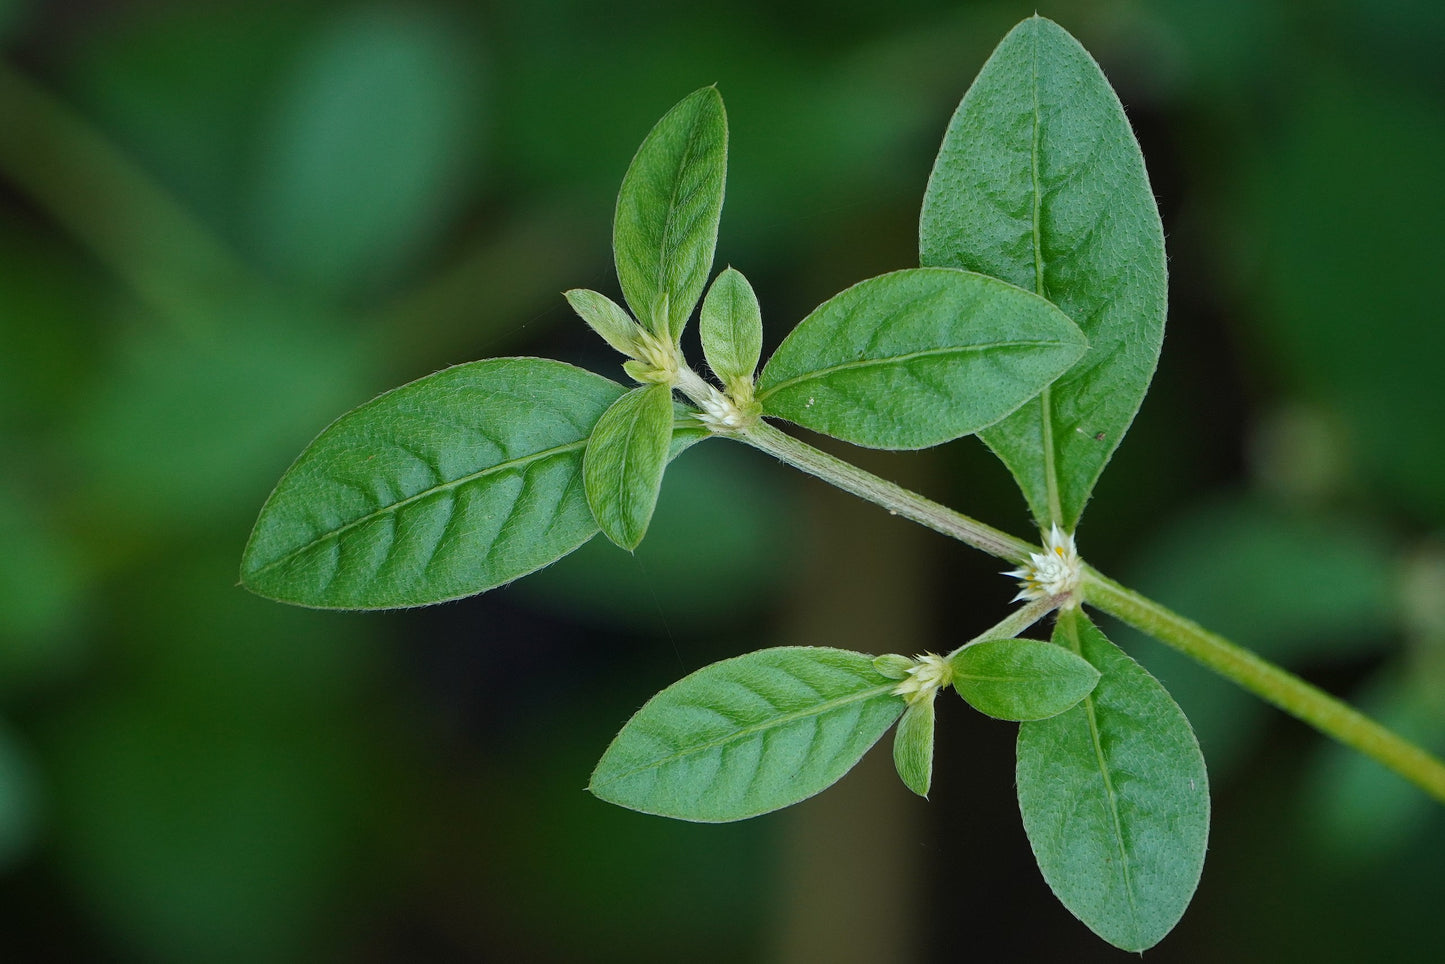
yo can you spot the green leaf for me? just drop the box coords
[589,647,904,822]
[242,358,624,609]
[1016,610,1208,951]
[583,383,676,551]
[951,637,1100,721]
[755,268,1085,450]
[565,288,644,358]
[613,87,728,342]
[920,16,1166,528]
[892,700,935,798]
[700,267,763,386]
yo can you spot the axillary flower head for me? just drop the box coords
[888,653,953,706]
[692,383,760,432]
[1005,524,1081,605]
[623,329,681,386]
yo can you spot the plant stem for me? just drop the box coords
[1082,569,1445,803]
[735,419,1445,804]
[947,595,1059,659]
[737,419,1036,565]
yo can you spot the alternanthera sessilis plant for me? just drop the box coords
[239,16,1445,952]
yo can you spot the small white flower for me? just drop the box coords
[1004,524,1081,603]
[891,653,953,705]
[693,384,750,431]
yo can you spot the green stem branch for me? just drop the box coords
[1082,569,1445,803]
[737,419,1035,565]
[735,418,1445,804]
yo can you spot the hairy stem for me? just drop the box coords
[737,419,1035,564]
[734,419,1445,804]
[1082,569,1445,803]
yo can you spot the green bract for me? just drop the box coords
[921,16,1167,528]
[755,268,1086,450]
[1015,611,1209,951]
[613,86,728,342]
[589,647,904,822]
[565,288,645,358]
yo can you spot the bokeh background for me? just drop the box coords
[2,0,1443,960]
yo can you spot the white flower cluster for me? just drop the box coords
[1005,524,1081,603]
[693,384,751,431]
[891,653,953,706]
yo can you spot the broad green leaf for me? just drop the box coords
[565,288,644,358]
[892,700,935,798]
[755,268,1085,450]
[700,267,763,386]
[584,383,675,551]
[242,358,625,609]
[920,16,1166,528]
[1016,610,1208,951]
[613,87,728,342]
[589,647,904,822]
[951,637,1100,721]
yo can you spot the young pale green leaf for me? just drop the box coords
[700,267,763,386]
[755,268,1085,450]
[893,699,936,798]
[1016,610,1208,952]
[952,637,1100,721]
[589,647,904,822]
[242,358,625,609]
[614,87,728,343]
[583,383,676,550]
[565,288,643,358]
[920,16,1167,528]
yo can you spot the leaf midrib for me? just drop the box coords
[957,673,1056,683]
[247,438,588,578]
[591,682,898,787]
[757,339,1065,401]
[1029,19,1064,527]
[1064,613,1143,946]
[653,99,712,338]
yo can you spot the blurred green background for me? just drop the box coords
[1,0,1443,960]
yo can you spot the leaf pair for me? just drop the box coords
[589,608,1210,954]
[590,634,1102,820]
[239,359,705,609]
[915,19,1203,952]
[578,87,730,551]
[888,638,1101,798]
